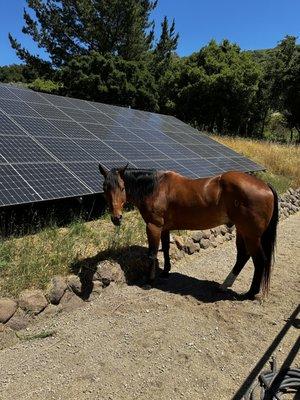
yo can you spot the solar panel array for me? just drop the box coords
[0,83,263,207]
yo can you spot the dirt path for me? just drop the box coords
[0,213,299,400]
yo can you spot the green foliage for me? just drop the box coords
[59,52,159,110]
[0,64,36,83]
[255,172,292,194]
[9,0,158,71]
[171,40,264,136]
[153,16,179,75]
[28,78,61,93]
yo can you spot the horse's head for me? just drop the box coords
[99,163,128,226]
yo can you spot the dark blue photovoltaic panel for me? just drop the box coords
[12,116,66,138]
[13,163,92,200]
[0,83,264,207]
[0,112,25,136]
[0,164,41,206]
[0,136,56,163]
[64,161,103,192]
[0,99,41,117]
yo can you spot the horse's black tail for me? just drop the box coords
[261,185,279,295]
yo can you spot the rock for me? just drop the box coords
[169,244,185,261]
[220,225,228,236]
[18,290,48,315]
[173,235,185,251]
[199,238,210,249]
[39,304,60,318]
[67,275,82,296]
[211,227,221,237]
[210,238,218,248]
[191,231,203,242]
[202,230,211,240]
[58,291,85,312]
[224,233,232,241]
[92,281,103,294]
[0,325,19,349]
[216,236,225,245]
[6,308,31,331]
[0,298,18,323]
[185,238,199,254]
[46,276,67,305]
[94,260,125,286]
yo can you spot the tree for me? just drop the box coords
[59,52,159,110]
[153,16,179,73]
[172,40,264,136]
[0,64,37,83]
[9,0,158,72]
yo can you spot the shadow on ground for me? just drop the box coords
[70,245,240,303]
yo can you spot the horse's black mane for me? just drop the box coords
[104,168,159,202]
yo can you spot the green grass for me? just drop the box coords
[0,211,146,297]
[255,171,292,194]
[16,330,56,341]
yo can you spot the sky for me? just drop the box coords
[0,0,299,66]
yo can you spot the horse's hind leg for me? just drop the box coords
[246,242,267,300]
[220,232,250,290]
[161,230,171,278]
[146,223,162,284]
[242,236,266,299]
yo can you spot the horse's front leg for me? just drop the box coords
[146,223,162,285]
[161,230,171,278]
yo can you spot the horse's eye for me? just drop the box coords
[121,187,125,192]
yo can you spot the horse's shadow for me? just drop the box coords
[70,245,240,303]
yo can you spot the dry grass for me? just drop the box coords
[0,211,146,297]
[212,135,300,190]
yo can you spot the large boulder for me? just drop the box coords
[6,308,31,331]
[58,290,85,312]
[94,260,126,286]
[185,238,199,255]
[0,298,18,323]
[67,275,82,296]
[173,235,185,251]
[199,238,210,249]
[191,231,203,243]
[18,289,48,315]
[45,276,67,304]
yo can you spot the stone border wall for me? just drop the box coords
[0,187,299,332]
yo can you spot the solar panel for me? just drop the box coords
[0,83,264,207]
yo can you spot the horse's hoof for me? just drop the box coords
[242,292,262,302]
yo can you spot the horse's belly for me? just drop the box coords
[164,206,229,231]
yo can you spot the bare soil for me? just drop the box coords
[0,213,299,400]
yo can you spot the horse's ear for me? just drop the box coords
[99,163,108,178]
[118,163,129,178]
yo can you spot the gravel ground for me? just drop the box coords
[0,213,299,400]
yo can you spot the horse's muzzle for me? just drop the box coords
[111,215,122,226]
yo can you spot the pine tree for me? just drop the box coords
[9,0,158,71]
[153,16,179,76]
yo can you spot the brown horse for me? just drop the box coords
[99,164,278,299]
